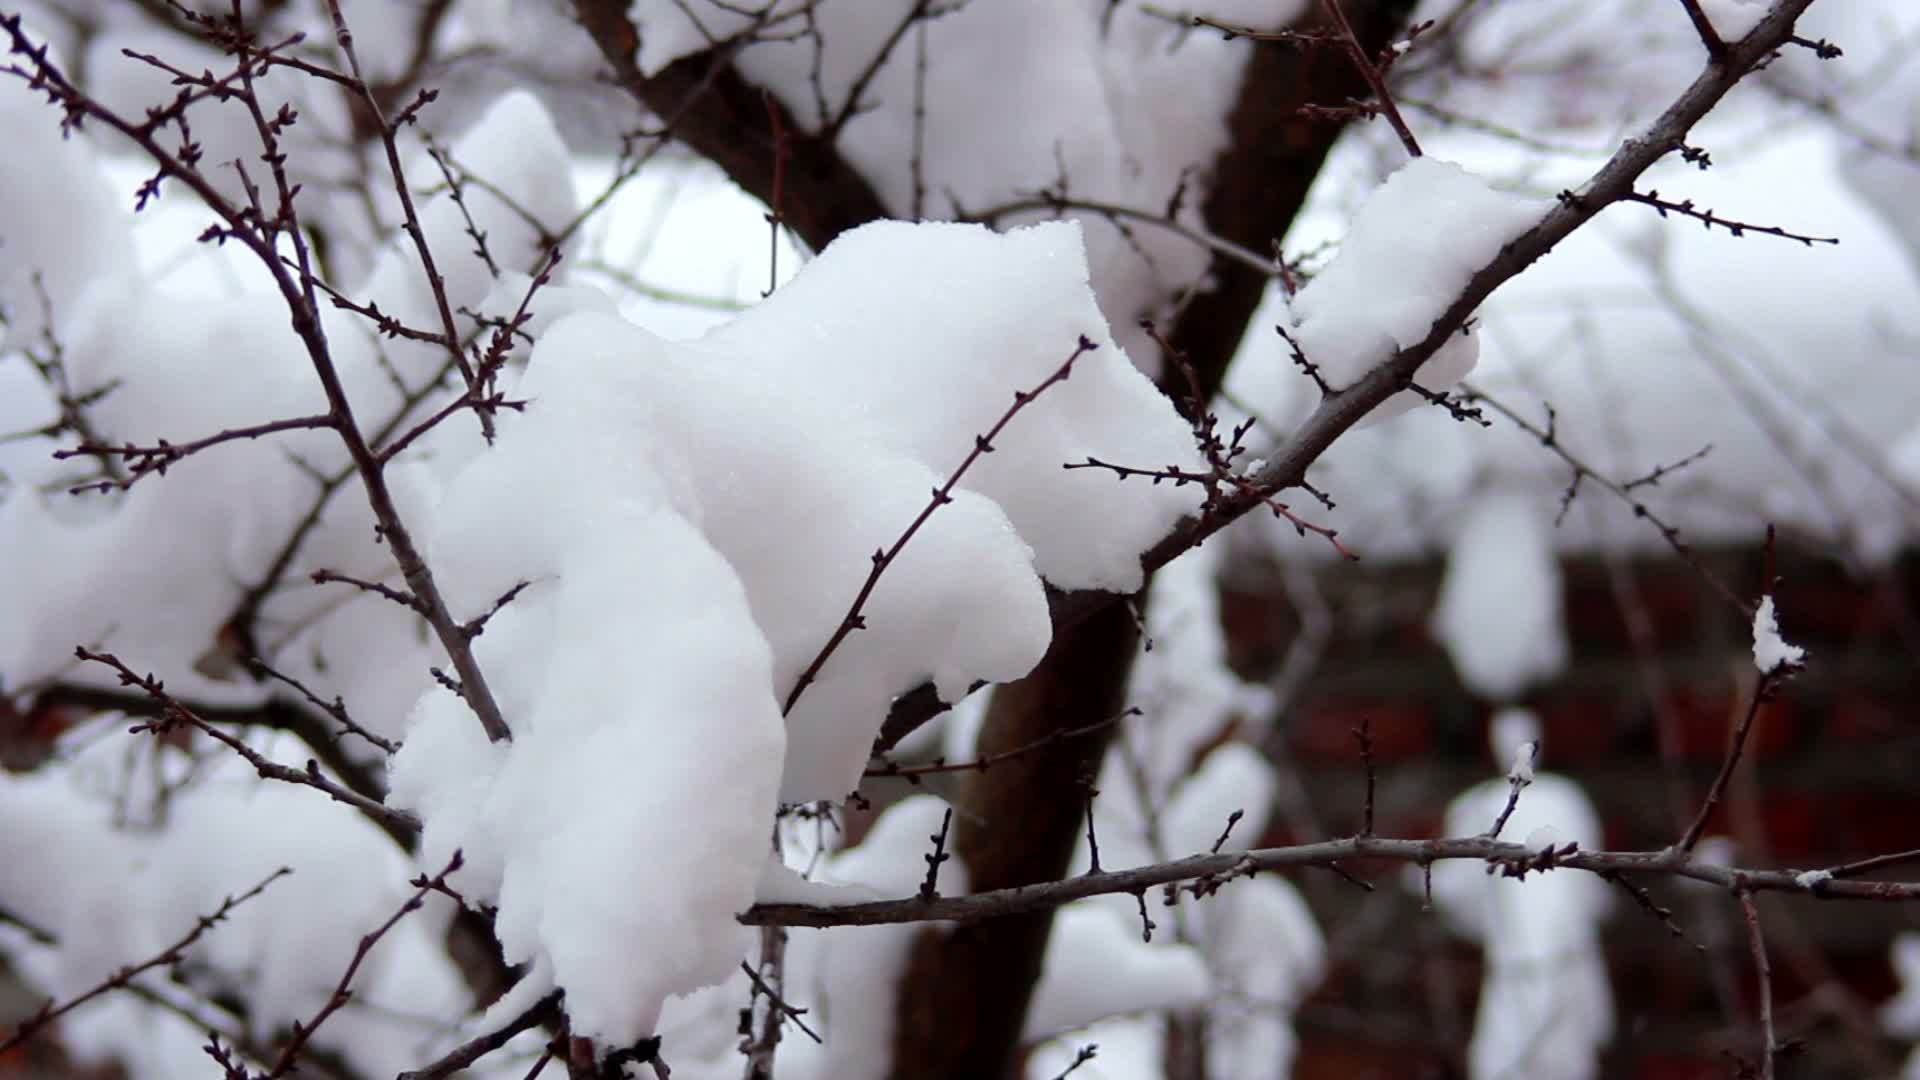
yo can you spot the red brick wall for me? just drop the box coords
[1221,547,1920,1078]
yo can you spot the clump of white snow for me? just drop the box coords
[1750,595,1805,673]
[1287,158,1544,421]
[1432,492,1570,700]
[1025,904,1213,1042]
[1794,868,1833,890]
[1424,708,1614,1080]
[1882,933,1920,1080]
[770,795,970,1080]
[386,218,1204,1048]
[1700,0,1770,40]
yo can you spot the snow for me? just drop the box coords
[1431,492,1570,700]
[621,1,1268,372]
[379,211,1202,1044]
[0,46,132,350]
[704,220,1205,596]
[0,86,579,714]
[1024,904,1211,1041]
[1424,708,1613,1079]
[1700,0,1770,40]
[1794,868,1833,890]
[1037,542,1320,1077]
[1026,1015,1162,1080]
[1884,932,1920,1079]
[772,794,969,1080]
[1750,595,1805,673]
[1,59,1207,1055]
[1224,70,1920,567]
[1885,933,1920,1036]
[1286,157,1545,421]
[1508,739,1539,785]
[0,727,470,1076]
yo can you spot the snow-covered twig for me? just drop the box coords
[1483,740,1537,839]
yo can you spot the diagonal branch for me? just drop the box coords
[0,866,291,1055]
[878,0,1828,753]
[781,337,1095,715]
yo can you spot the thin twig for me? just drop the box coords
[0,867,291,1055]
[75,648,422,837]
[1321,0,1421,157]
[1674,669,1780,855]
[863,710,1134,782]
[781,337,1095,714]
[398,990,564,1080]
[263,851,465,1078]
[1738,885,1775,1080]
[744,833,1920,929]
[56,414,337,493]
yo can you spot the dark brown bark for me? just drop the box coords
[890,602,1141,1079]
[570,0,891,252]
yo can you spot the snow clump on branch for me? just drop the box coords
[387,216,1206,1045]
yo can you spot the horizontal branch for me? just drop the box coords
[55,413,337,492]
[741,833,1920,929]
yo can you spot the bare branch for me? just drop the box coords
[0,866,291,1055]
[75,647,422,838]
[262,851,464,1078]
[743,832,1918,929]
[782,336,1096,715]
[396,991,563,1080]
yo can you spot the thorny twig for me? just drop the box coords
[1615,189,1839,246]
[782,337,1096,715]
[260,851,465,1078]
[1,12,518,743]
[75,647,422,838]
[742,832,1920,929]
[0,867,291,1055]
